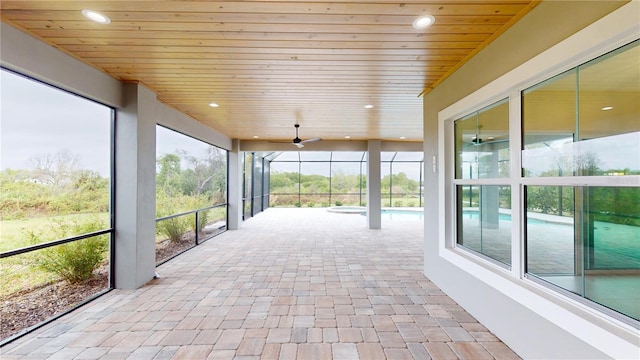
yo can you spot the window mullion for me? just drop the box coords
[509,91,524,278]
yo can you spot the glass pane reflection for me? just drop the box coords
[455,99,510,179]
[526,186,640,321]
[523,40,640,177]
[457,185,511,266]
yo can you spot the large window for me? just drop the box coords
[155,126,227,265]
[454,99,511,266]
[0,69,113,341]
[522,40,639,321]
[445,39,639,324]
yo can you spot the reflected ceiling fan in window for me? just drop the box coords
[290,124,322,148]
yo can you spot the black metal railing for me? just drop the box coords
[0,229,112,259]
[155,203,227,265]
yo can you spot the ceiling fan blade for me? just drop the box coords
[300,137,322,144]
[293,142,304,148]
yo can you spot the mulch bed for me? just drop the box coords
[156,237,196,264]
[0,271,109,341]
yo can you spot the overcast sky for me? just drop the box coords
[522,133,640,176]
[1,70,112,175]
[1,70,215,177]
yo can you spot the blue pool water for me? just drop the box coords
[380,209,424,221]
[377,209,558,224]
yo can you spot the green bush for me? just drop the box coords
[29,217,108,284]
[294,202,301,207]
[195,210,208,233]
[307,202,315,207]
[157,217,189,243]
[335,200,343,206]
[394,200,404,207]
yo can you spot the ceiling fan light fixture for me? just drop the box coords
[413,15,435,30]
[291,124,322,148]
[81,9,111,24]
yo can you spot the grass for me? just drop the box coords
[1,212,110,253]
[0,252,58,297]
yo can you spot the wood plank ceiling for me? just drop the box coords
[1,1,538,144]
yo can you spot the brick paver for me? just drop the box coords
[0,208,520,359]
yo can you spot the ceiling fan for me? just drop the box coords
[291,124,322,148]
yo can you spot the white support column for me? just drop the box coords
[114,83,157,289]
[367,140,382,229]
[227,139,243,230]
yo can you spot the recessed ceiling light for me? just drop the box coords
[601,106,613,111]
[253,135,259,139]
[364,104,374,109]
[400,136,406,140]
[208,103,219,108]
[81,9,110,24]
[345,135,351,139]
[413,15,435,30]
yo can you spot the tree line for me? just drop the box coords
[269,171,420,195]
[0,148,227,221]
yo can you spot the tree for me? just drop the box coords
[156,153,182,195]
[174,147,226,200]
[270,172,299,192]
[331,170,360,193]
[575,152,601,176]
[71,170,108,192]
[381,172,418,194]
[28,149,79,192]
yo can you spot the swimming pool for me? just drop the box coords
[377,209,571,224]
[380,209,424,221]
[328,207,573,224]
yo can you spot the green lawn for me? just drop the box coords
[1,212,110,253]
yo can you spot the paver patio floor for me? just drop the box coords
[1,208,520,359]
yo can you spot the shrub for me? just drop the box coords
[195,210,208,233]
[157,216,188,243]
[29,217,108,284]
[335,200,343,206]
[294,202,301,207]
[307,202,315,207]
[394,200,404,207]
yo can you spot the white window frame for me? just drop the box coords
[438,0,640,340]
